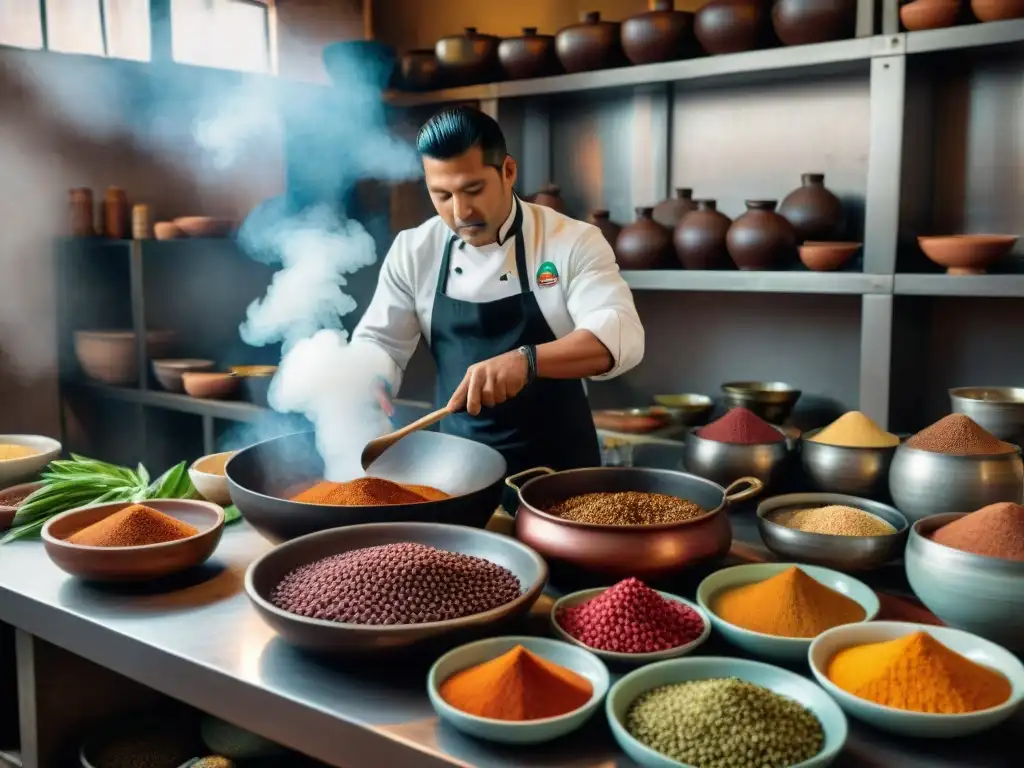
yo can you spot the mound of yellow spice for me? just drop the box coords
[711,566,866,638]
[826,631,1012,714]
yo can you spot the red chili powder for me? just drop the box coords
[930,502,1024,561]
[556,577,705,653]
[696,407,785,445]
[291,477,449,506]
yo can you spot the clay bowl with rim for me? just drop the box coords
[592,408,671,434]
[721,381,802,424]
[0,434,61,487]
[182,372,241,399]
[900,0,962,31]
[0,480,44,532]
[918,234,1018,275]
[172,216,234,238]
[74,330,176,386]
[153,222,183,240]
[152,358,215,393]
[799,241,861,272]
[41,499,225,582]
[189,451,237,506]
[970,0,1023,22]
[652,394,714,427]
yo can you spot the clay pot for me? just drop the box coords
[183,372,241,400]
[397,49,443,91]
[435,28,500,86]
[498,28,560,80]
[778,173,844,243]
[918,235,1018,275]
[69,188,95,237]
[727,200,797,270]
[616,207,673,270]
[622,1,694,65]
[971,0,1024,21]
[589,210,622,246]
[530,184,567,214]
[799,241,861,271]
[653,187,697,230]
[772,0,857,46]
[555,11,624,74]
[900,0,961,30]
[673,200,732,270]
[103,187,128,239]
[694,0,768,55]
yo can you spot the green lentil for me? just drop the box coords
[625,677,824,768]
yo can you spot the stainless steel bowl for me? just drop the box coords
[683,431,790,489]
[652,394,714,427]
[950,387,1024,443]
[888,444,1023,523]
[800,428,900,498]
[757,492,909,571]
[906,513,1024,651]
[721,381,802,425]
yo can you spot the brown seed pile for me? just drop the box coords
[547,491,705,526]
[905,414,1015,455]
[270,542,522,625]
[68,504,199,547]
[771,505,896,537]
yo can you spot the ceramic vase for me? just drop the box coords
[673,200,733,270]
[530,184,568,214]
[622,1,695,65]
[396,50,443,91]
[588,210,622,246]
[435,28,501,86]
[555,11,624,73]
[778,173,844,243]
[616,207,673,269]
[653,187,698,230]
[771,0,857,46]
[726,200,797,270]
[498,28,560,80]
[694,0,768,55]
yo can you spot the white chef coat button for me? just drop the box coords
[454,266,463,275]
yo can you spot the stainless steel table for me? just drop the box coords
[0,517,1018,768]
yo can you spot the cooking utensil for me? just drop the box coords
[652,394,714,426]
[721,381,801,424]
[226,431,506,543]
[949,387,1024,443]
[244,522,547,657]
[361,406,451,470]
[683,430,790,489]
[800,427,900,497]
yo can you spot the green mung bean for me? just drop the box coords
[625,677,823,768]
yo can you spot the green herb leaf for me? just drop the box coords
[0,518,48,543]
[223,505,242,524]
[136,463,150,487]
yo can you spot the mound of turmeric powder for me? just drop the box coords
[290,477,449,506]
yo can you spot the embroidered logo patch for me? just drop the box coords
[537,261,559,287]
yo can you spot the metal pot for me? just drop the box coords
[510,466,762,583]
[888,444,1024,523]
[949,387,1024,444]
[683,431,790,489]
[800,428,900,498]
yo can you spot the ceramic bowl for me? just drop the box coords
[0,435,60,487]
[918,235,1018,275]
[971,0,1024,22]
[800,427,901,498]
[799,242,861,272]
[0,480,43,532]
[809,621,1024,737]
[905,513,1024,651]
[592,408,671,434]
[949,387,1024,443]
[721,381,802,424]
[427,635,609,744]
[652,394,714,426]
[550,587,711,667]
[41,499,224,582]
[900,0,961,31]
[607,656,848,768]
[153,222,183,240]
[173,216,233,238]
[152,358,215,392]
[182,372,241,399]
[683,430,791,490]
[696,563,880,662]
[74,330,176,386]
[189,451,236,505]
[756,493,909,571]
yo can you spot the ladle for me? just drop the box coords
[360,406,451,470]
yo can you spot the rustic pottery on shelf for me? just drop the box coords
[653,187,697,230]
[529,184,568,214]
[616,207,673,269]
[498,28,560,80]
[899,0,961,30]
[971,0,1024,21]
[694,0,768,55]
[103,187,128,239]
[68,188,95,237]
[673,200,732,270]
[726,200,797,270]
[435,28,500,86]
[588,210,622,245]
[397,50,443,91]
[778,173,844,242]
[771,0,857,46]
[917,235,1018,275]
[555,12,624,73]
[799,241,861,271]
[622,0,694,65]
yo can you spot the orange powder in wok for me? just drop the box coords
[291,477,449,506]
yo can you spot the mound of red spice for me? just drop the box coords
[696,407,784,445]
[557,577,705,654]
[930,502,1024,561]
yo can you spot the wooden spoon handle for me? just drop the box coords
[391,406,450,438]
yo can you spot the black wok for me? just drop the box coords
[226,430,507,543]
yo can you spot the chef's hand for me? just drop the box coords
[447,350,529,416]
[371,376,395,420]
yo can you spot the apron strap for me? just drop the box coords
[436,196,529,297]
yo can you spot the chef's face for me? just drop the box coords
[423,146,517,247]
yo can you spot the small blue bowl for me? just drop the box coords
[427,635,609,745]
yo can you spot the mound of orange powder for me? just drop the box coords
[291,477,449,506]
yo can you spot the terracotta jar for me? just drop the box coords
[588,210,622,245]
[555,11,624,74]
[653,187,697,230]
[499,28,560,80]
[694,0,768,55]
[530,184,567,214]
[435,28,500,86]
[772,0,857,46]
[727,200,797,270]
[900,0,961,31]
[397,50,444,91]
[778,173,844,243]
[69,188,95,237]
[971,0,1023,22]
[103,187,128,239]
[673,200,732,269]
[622,1,694,65]
[616,207,673,269]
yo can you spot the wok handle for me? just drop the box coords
[723,476,763,505]
[505,466,555,491]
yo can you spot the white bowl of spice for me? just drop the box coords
[189,451,236,505]
[0,434,61,487]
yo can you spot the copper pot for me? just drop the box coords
[509,466,763,583]
[622,0,695,65]
[435,27,500,86]
[555,11,624,74]
[498,27,560,80]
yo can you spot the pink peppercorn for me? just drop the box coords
[557,578,705,654]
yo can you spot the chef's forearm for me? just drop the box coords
[535,330,614,379]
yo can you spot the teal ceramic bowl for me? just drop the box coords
[696,563,879,662]
[809,621,1024,738]
[427,635,610,744]
[607,656,847,768]
[551,587,711,667]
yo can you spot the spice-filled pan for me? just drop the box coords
[226,430,506,543]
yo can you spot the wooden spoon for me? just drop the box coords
[360,406,451,470]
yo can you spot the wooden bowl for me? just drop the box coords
[799,241,862,272]
[900,0,961,31]
[592,408,671,434]
[182,372,241,399]
[0,480,43,532]
[173,217,234,238]
[41,499,224,581]
[918,235,1018,275]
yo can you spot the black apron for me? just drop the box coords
[428,198,601,511]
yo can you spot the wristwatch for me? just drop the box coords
[517,345,537,386]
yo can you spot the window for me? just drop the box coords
[0,0,149,61]
[0,0,44,50]
[171,0,270,74]
[103,0,151,62]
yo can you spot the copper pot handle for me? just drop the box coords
[723,477,763,505]
[505,466,555,491]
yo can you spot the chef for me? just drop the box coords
[351,105,644,485]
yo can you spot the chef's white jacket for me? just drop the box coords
[351,198,645,395]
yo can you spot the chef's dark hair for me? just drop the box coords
[416,106,508,170]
